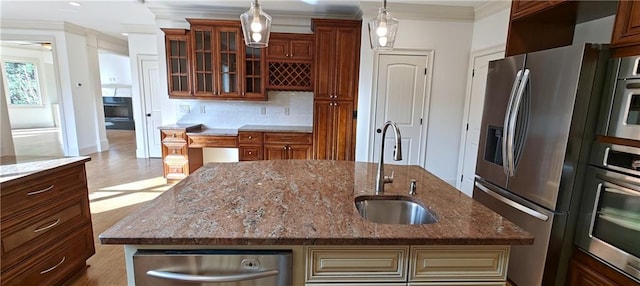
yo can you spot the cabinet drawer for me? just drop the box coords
[162,141,188,154]
[0,165,86,219]
[239,146,263,161]
[306,246,409,282]
[161,130,187,141]
[264,132,312,144]
[1,226,94,286]
[409,246,509,282]
[238,132,264,144]
[188,135,237,148]
[2,195,91,264]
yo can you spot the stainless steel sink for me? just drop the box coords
[354,196,437,225]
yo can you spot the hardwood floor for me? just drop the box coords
[66,130,170,286]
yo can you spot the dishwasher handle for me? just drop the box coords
[147,269,279,283]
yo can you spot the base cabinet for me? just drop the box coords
[567,249,638,286]
[305,246,509,286]
[0,160,94,286]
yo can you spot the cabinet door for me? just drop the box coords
[291,39,313,60]
[266,38,290,60]
[191,26,216,97]
[289,144,312,159]
[313,101,334,160]
[510,0,554,20]
[216,26,242,98]
[333,101,355,161]
[242,45,266,100]
[163,29,191,97]
[567,250,637,286]
[611,1,640,51]
[264,144,288,160]
[313,101,354,160]
[333,27,360,101]
[314,27,337,100]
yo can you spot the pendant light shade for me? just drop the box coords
[368,0,398,51]
[240,0,272,48]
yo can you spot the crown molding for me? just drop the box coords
[474,0,511,20]
[360,2,474,22]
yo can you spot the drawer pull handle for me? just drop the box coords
[172,133,177,138]
[34,219,61,233]
[248,136,252,139]
[40,256,66,275]
[248,151,253,155]
[27,185,54,196]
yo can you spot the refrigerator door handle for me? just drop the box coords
[475,180,549,221]
[507,69,530,177]
[503,69,524,175]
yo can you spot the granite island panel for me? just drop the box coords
[100,160,533,246]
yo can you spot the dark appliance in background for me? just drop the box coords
[103,97,135,130]
[575,142,640,283]
[472,43,611,286]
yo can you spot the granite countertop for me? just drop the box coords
[160,124,312,135]
[100,160,533,246]
[238,125,313,133]
[0,156,91,184]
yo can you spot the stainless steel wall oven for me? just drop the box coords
[599,56,640,141]
[575,141,640,283]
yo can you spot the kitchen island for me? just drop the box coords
[100,160,532,285]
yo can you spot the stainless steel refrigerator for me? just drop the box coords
[472,43,611,286]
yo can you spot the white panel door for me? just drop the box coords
[459,51,504,196]
[373,54,427,166]
[140,56,162,158]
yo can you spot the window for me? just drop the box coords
[2,60,42,105]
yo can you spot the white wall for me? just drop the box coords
[99,52,132,86]
[0,79,15,156]
[127,32,160,158]
[0,44,58,129]
[471,8,510,52]
[174,91,313,128]
[357,17,474,184]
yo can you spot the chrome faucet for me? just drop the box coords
[375,121,402,194]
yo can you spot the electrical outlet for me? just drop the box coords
[261,107,267,115]
[200,105,206,113]
[284,107,290,116]
[179,105,190,113]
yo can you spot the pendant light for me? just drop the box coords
[368,0,399,51]
[240,0,272,48]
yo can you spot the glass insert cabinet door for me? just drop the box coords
[217,27,240,96]
[163,29,191,96]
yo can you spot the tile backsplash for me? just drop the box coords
[175,91,314,128]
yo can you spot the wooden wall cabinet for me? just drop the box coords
[611,1,640,57]
[162,19,266,100]
[505,0,619,56]
[1,160,94,285]
[312,20,361,102]
[162,29,192,97]
[311,19,361,161]
[567,249,638,286]
[266,33,314,91]
[267,33,314,61]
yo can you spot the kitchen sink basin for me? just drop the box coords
[354,196,438,225]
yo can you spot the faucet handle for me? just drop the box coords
[409,179,417,195]
[384,167,395,183]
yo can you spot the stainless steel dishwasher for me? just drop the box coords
[133,250,292,286]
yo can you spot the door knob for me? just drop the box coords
[376,128,382,133]
[146,113,152,117]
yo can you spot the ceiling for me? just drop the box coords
[0,0,488,41]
